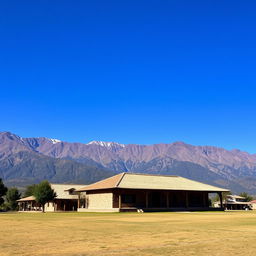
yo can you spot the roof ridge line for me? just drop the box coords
[115,172,126,187]
[123,172,180,178]
[50,183,88,186]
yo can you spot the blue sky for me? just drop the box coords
[1,1,256,152]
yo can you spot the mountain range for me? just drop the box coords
[1,131,256,193]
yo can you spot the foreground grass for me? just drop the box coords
[1,211,256,256]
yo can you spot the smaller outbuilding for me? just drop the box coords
[214,195,252,210]
[17,184,86,212]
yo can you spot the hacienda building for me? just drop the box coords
[17,184,86,212]
[77,173,229,212]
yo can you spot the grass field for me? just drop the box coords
[1,211,256,256]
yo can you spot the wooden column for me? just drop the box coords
[119,194,122,209]
[78,193,80,209]
[185,192,189,208]
[204,192,208,207]
[145,191,149,208]
[166,191,169,208]
[219,192,223,209]
[85,196,88,208]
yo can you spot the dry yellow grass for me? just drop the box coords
[1,211,256,256]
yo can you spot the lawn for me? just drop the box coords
[1,211,256,256]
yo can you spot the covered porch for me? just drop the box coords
[112,189,224,211]
[54,199,78,211]
[17,197,78,212]
[17,196,42,211]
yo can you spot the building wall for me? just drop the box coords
[87,192,113,209]
[45,201,55,212]
[251,203,256,210]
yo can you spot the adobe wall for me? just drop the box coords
[45,201,55,212]
[87,192,113,209]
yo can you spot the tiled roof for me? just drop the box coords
[77,173,229,192]
[77,173,124,192]
[51,184,87,199]
[17,196,35,202]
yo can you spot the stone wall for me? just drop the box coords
[87,192,113,209]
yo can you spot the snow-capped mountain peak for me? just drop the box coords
[49,138,61,144]
[87,140,125,148]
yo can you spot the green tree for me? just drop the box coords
[6,187,21,210]
[34,181,56,212]
[0,178,8,206]
[24,184,37,197]
[239,192,253,202]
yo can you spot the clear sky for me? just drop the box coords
[1,1,256,152]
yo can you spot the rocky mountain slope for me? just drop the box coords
[1,131,256,193]
[0,132,115,187]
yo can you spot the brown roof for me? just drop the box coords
[77,173,125,192]
[76,173,229,192]
[17,196,35,202]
